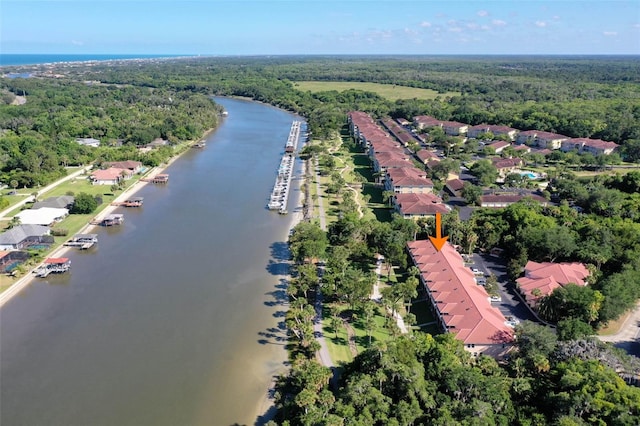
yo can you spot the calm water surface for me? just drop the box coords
[0,98,302,425]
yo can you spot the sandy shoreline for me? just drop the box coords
[0,131,213,308]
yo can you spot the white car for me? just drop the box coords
[471,268,483,275]
[490,295,502,302]
[505,316,520,327]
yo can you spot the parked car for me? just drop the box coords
[471,267,483,275]
[490,295,502,302]
[476,277,486,286]
[505,316,520,327]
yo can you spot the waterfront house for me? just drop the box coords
[0,224,51,250]
[103,160,144,173]
[516,261,590,308]
[16,207,68,226]
[407,240,513,358]
[32,195,74,210]
[90,167,130,185]
[0,250,29,273]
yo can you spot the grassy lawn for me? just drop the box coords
[293,81,459,102]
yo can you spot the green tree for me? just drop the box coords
[70,192,98,214]
[461,182,482,205]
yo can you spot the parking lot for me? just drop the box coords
[469,252,538,323]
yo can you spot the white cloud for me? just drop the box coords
[477,10,488,17]
[420,21,432,28]
[535,21,547,27]
[71,40,84,46]
[492,19,507,27]
[603,31,618,36]
[552,15,560,21]
[448,26,463,33]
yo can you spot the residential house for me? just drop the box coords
[393,193,449,219]
[445,178,466,196]
[560,138,619,156]
[512,144,531,154]
[415,149,439,164]
[0,250,29,273]
[414,115,443,130]
[515,130,568,149]
[487,125,519,141]
[32,195,74,210]
[487,140,511,154]
[516,261,590,308]
[373,151,413,175]
[90,167,131,185]
[467,124,492,139]
[381,118,422,147]
[103,160,144,173]
[492,157,523,177]
[479,193,549,208]
[385,167,434,194]
[0,224,51,250]
[442,121,469,136]
[16,207,68,226]
[76,137,100,147]
[407,240,513,358]
[145,138,169,149]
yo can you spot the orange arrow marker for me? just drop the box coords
[429,212,448,252]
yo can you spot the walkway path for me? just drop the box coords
[311,157,333,369]
[370,256,409,334]
[598,301,640,345]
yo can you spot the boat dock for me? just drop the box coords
[34,257,71,278]
[64,234,98,249]
[268,121,302,214]
[141,174,169,184]
[111,197,144,207]
[90,213,124,226]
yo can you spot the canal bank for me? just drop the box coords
[0,98,305,426]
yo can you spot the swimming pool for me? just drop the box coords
[519,171,537,179]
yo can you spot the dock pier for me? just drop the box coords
[267,121,303,214]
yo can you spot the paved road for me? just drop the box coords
[0,166,92,219]
[598,302,640,357]
[471,252,539,323]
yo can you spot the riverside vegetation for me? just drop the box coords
[1,56,640,424]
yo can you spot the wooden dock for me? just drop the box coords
[142,174,169,184]
[90,214,124,226]
[111,197,143,207]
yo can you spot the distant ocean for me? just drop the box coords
[0,54,190,67]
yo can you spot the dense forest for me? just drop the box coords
[2,56,640,424]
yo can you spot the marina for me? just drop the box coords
[267,120,302,214]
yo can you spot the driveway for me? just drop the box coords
[471,252,538,323]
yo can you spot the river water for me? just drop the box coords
[0,98,302,425]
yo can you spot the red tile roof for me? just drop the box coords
[90,167,128,181]
[491,157,522,169]
[394,193,449,216]
[516,261,589,306]
[569,138,619,151]
[416,150,438,162]
[414,115,443,127]
[446,178,465,192]
[387,167,433,188]
[45,257,70,264]
[408,240,513,346]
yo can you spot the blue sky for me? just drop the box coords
[2,0,639,55]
